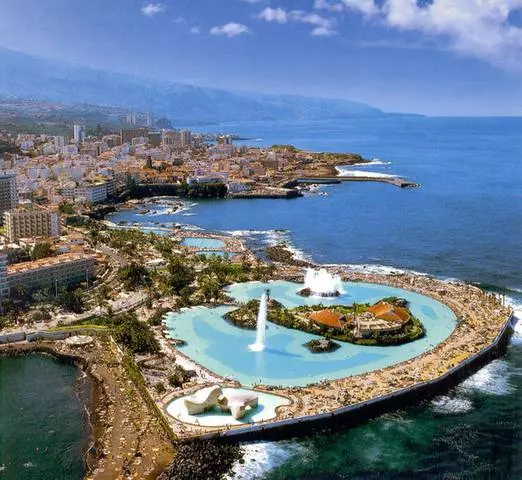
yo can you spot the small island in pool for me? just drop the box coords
[225,296,425,348]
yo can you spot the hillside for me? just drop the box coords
[0,47,383,123]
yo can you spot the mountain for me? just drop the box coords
[0,47,384,123]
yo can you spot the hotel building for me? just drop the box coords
[4,208,61,243]
[0,173,18,224]
[7,253,96,294]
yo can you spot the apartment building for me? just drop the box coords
[0,173,18,223]
[4,208,61,243]
[7,253,96,293]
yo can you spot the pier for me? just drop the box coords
[293,176,420,188]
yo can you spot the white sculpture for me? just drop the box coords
[183,385,223,415]
[219,392,259,420]
[183,385,259,420]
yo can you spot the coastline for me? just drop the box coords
[152,236,513,441]
[0,337,175,480]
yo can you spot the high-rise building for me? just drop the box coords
[0,253,10,303]
[4,207,61,243]
[180,130,192,147]
[121,128,149,144]
[148,131,162,147]
[146,112,154,127]
[217,135,233,145]
[73,125,86,143]
[0,173,18,224]
[162,131,182,146]
[7,253,96,294]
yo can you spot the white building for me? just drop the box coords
[73,125,86,144]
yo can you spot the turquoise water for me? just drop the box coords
[0,354,88,480]
[166,387,291,427]
[181,237,225,249]
[165,280,456,386]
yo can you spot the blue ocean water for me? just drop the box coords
[180,117,522,479]
[183,117,522,291]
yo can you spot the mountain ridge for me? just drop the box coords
[0,47,385,123]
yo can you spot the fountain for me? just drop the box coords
[249,290,269,352]
[300,268,344,297]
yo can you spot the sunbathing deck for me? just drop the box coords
[158,268,513,440]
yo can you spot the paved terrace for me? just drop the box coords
[157,269,512,440]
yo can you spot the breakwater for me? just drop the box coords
[285,176,419,189]
[194,315,513,443]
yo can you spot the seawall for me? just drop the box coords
[197,315,513,443]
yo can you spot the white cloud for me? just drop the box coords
[210,22,250,38]
[314,0,522,68]
[190,26,201,35]
[258,7,288,23]
[141,3,165,17]
[258,7,337,36]
[314,0,344,13]
[311,26,338,36]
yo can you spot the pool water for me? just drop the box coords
[181,237,225,249]
[166,387,291,427]
[164,280,456,387]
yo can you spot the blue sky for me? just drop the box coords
[1,0,522,115]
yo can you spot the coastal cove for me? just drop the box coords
[0,353,89,480]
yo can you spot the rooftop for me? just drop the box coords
[7,252,95,274]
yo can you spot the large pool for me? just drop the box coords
[164,280,457,387]
[181,237,225,249]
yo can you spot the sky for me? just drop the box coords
[1,0,522,115]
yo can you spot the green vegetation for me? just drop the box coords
[226,300,425,347]
[56,288,86,313]
[79,312,160,354]
[118,262,152,291]
[225,299,293,329]
[148,307,171,326]
[304,339,341,353]
[168,365,191,388]
[31,242,56,261]
[114,314,160,354]
[177,182,227,199]
[58,202,75,214]
[65,215,91,227]
[271,144,299,152]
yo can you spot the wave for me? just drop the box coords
[459,359,513,396]
[350,158,392,167]
[323,262,430,278]
[431,396,474,415]
[228,441,308,480]
[335,168,399,179]
[226,229,290,237]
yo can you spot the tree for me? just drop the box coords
[59,202,75,214]
[199,275,221,303]
[113,313,160,354]
[166,255,195,294]
[118,263,152,291]
[56,288,85,313]
[31,242,55,261]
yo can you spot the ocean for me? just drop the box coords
[181,116,522,479]
[2,116,521,479]
[0,354,89,480]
